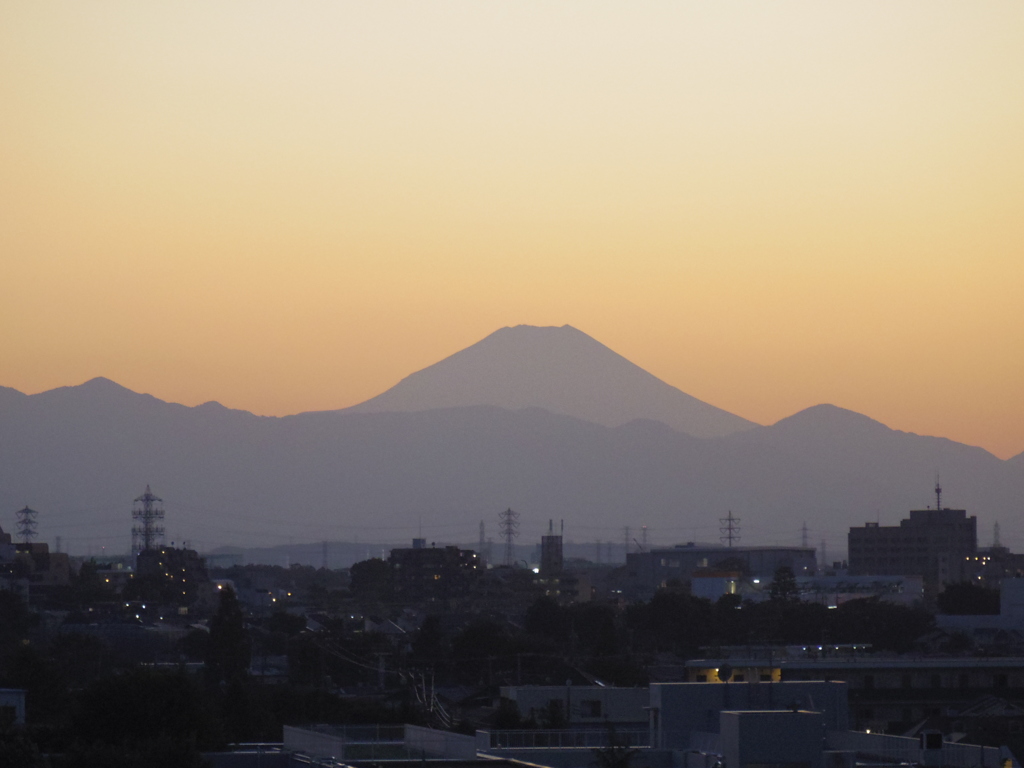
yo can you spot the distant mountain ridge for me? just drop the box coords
[344,325,757,439]
[1,327,1022,554]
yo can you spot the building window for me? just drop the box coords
[581,700,602,718]
[696,674,707,683]
[733,674,745,682]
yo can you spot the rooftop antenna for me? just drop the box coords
[801,522,809,549]
[16,506,38,545]
[719,511,740,547]
[131,484,165,553]
[499,507,519,566]
[935,475,942,510]
[641,525,649,551]
[623,526,631,556]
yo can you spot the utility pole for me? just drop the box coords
[478,520,487,566]
[719,511,740,547]
[499,508,519,566]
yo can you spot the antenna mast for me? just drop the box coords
[132,484,165,553]
[498,507,519,566]
[719,511,741,547]
[935,476,942,510]
[801,522,809,549]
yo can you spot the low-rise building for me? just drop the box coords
[848,499,977,597]
[500,685,650,730]
[686,645,1024,734]
[625,543,817,599]
[389,542,481,602]
[135,545,209,606]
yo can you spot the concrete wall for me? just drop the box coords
[650,681,848,750]
[501,685,650,727]
[404,724,476,759]
[0,689,26,726]
[721,710,824,768]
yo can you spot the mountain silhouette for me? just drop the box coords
[345,324,756,438]
[1,330,1022,555]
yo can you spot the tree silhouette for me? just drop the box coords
[768,566,799,603]
[204,587,250,686]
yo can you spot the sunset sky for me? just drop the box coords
[2,2,1022,459]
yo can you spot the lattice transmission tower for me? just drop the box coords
[132,484,165,553]
[719,511,740,547]
[16,506,38,545]
[498,507,519,566]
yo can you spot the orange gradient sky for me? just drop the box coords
[2,2,1022,458]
